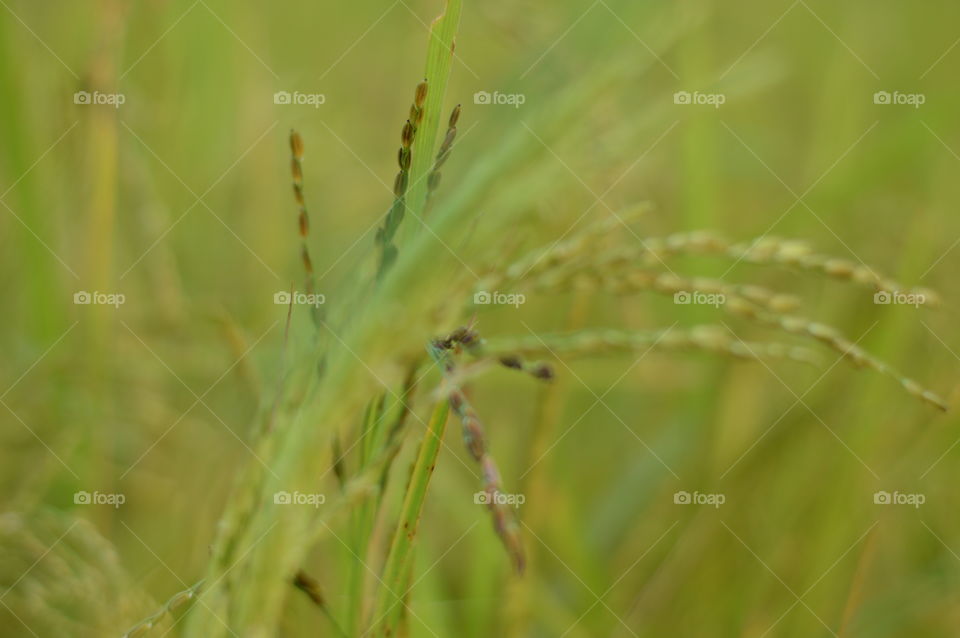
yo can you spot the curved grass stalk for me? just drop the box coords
[564,231,938,304]
[725,298,948,411]
[428,332,526,574]
[523,268,800,314]
[121,580,204,638]
[473,225,947,411]
[472,326,822,368]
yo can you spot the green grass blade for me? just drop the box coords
[403,0,462,241]
[369,400,450,635]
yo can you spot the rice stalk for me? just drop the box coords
[524,268,800,314]
[561,231,939,304]
[429,329,526,574]
[121,580,204,638]
[470,218,947,411]
[725,297,948,410]
[377,80,428,277]
[488,203,653,286]
[289,130,325,327]
[424,104,462,213]
[470,326,823,368]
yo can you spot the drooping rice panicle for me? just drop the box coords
[435,323,554,381]
[121,580,205,638]
[471,325,823,368]
[477,255,945,410]
[523,268,800,314]
[429,328,526,574]
[557,231,939,304]
[725,297,948,410]
[481,203,653,289]
[495,354,555,381]
[714,235,936,303]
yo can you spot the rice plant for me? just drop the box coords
[1,2,955,637]
[137,3,946,636]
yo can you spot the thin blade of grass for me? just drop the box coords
[403,0,462,239]
[369,400,450,636]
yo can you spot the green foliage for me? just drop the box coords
[1,2,958,638]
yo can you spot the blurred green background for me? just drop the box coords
[2,0,960,636]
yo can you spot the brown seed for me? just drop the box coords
[463,418,485,461]
[439,128,457,154]
[481,456,501,488]
[301,245,313,274]
[414,80,428,108]
[293,570,326,608]
[394,171,408,197]
[499,355,522,370]
[532,363,554,381]
[289,130,304,159]
[401,120,415,147]
[449,104,461,127]
[398,147,411,171]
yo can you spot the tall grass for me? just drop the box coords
[1,1,958,637]
[172,4,946,637]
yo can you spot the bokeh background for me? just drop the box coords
[2,0,960,636]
